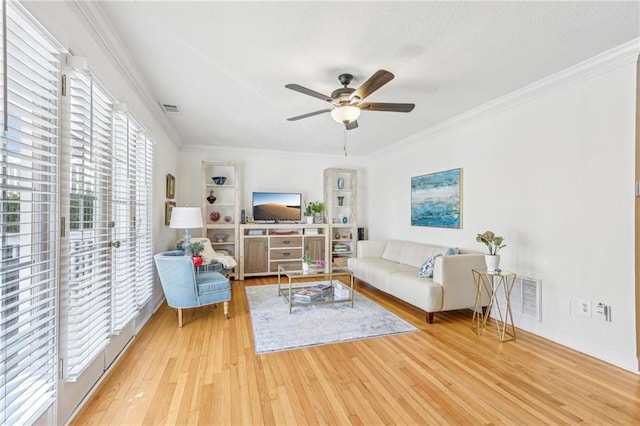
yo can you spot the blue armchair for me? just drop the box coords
[154,250,231,327]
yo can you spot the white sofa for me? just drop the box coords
[347,240,487,323]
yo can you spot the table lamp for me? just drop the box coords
[169,206,203,255]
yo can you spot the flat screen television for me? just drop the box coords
[252,192,302,222]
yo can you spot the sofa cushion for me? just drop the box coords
[196,272,230,295]
[381,240,407,264]
[402,243,450,268]
[365,259,412,292]
[388,270,443,313]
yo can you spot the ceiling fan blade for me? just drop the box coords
[358,102,415,112]
[351,70,394,102]
[285,84,337,104]
[286,108,333,121]
[345,120,358,130]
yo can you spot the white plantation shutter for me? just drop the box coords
[111,113,154,328]
[0,1,61,424]
[111,111,136,330]
[63,71,113,380]
[134,129,153,307]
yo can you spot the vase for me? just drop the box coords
[313,212,323,224]
[337,196,344,206]
[306,215,313,224]
[302,262,309,272]
[337,177,344,189]
[485,255,500,272]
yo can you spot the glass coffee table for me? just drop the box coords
[277,264,354,313]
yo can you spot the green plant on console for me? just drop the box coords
[309,201,324,213]
[476,231,506,255]
[304,202,313,217]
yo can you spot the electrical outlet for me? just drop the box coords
[578,299,591,317]
[594,302,607,320]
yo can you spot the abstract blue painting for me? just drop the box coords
[411,168,462,228]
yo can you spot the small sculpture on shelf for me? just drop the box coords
[337,196,344,206]
[337,176,345,189]
[206,190,217,204]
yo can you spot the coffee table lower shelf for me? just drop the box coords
[277,265,354,314]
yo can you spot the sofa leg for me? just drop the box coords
[178,308,183,328]
[426,312,434,324]
[224,301,229,319]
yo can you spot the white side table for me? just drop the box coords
[471,269,517,341]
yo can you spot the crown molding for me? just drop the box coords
[68,0,183,146]
[182,143,365,161]
[368,38,640,161]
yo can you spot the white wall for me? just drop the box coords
[177,147,366,234]
[365,54,638,371]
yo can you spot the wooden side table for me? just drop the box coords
[471,269,517,341]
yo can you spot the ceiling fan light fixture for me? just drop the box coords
[331,105,361,124]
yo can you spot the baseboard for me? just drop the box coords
[510,314,639,374]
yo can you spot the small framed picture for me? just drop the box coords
[166,173,176,199]
[340,231,351,240]
[165,201,176,226]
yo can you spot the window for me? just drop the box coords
[3,192,20,233]
[0,0,62,423]
[1,0,156,419]
[111,111,154,330]
[62,70,113,380]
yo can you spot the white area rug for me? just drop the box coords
[245,282,418,354]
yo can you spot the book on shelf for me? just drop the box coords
[293,288,322,302]
[304,228,319,235]
[310,283,333,295]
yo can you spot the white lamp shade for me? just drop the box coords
[169,207,203,229]
[331,105,361,124]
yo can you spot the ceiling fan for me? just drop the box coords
[285,69,415,130]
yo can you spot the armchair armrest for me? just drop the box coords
[356,240,387,258]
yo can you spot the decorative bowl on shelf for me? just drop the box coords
[211,176,227,185]
[224,215,233,223]
[213,234,227,243]
[209,210,221,223]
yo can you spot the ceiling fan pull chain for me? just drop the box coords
[343,129,348,157]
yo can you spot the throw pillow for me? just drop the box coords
[418,254,442,278]
[445,247,459,256]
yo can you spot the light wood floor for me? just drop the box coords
[72,277,640,425]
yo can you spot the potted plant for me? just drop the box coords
[304,202,314,224]
[302,255,313,272]
[309,201,324,224]
[476,231,506,272]
[190,240,205,266]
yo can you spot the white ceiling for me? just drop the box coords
[96,1,640,156]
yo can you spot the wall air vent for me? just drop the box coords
[495,276,542,322]
[160,103,181,114]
